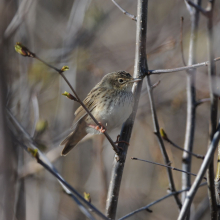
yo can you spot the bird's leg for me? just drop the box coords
[88,122,106,133]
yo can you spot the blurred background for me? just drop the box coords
[1,0,220,219]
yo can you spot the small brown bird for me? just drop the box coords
[60,71,141,156]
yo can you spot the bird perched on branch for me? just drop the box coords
[60,71,141,156]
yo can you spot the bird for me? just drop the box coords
[60,70,141,156]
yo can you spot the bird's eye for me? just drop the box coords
[118,78,124,83]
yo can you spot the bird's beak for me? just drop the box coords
[130,78,142,83]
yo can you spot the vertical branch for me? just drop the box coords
[178,120,220,220]
[145,78,182,209]
[182,0,201,214]
[105,0,148,219]
[206,1,218,219]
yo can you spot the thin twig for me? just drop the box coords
[14,140,101,220]
[196,98,210,107]
[145,80,182,208]
[111,0,137,21]
[105,0,147,219]
[178,119,220,220]
[131,157,206,180]
[160,129,204,159]
[151,80,160,89]
[186,0,208,17]
[118,183,207,220]
[148,57,220,74]
[180,16,187,66]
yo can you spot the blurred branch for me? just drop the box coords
[7,110,108,220]
[105,0,147,218]
[15,140,97,220]
[178,118,220,220]
[112,0,137,21]
[186,0,208,17]
[19,134,93,178]
[4,0,35,38]
[30,94,39,137]
[196,98,210,107]
[182,3,201,219]
[14,43,120,155]
[191,196,209,220]
[160,129,204,159]
[131,157,206,180]
[149,56,220,74]
[119,183,207,220]
[180,16,187,66]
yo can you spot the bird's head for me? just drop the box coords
[99,71,141,91]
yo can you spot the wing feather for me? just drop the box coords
[72,87,108,127]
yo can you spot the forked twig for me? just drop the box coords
[148,57,220,74]
[112,0,137,21]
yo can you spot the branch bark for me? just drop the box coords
[146,75,182,207]
[182,2,201,219]
[105,0,147,219]
[205,1,218,219]
[178,119,220,220]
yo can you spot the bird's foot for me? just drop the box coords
[114,135,129,150]
[88,122,106,133]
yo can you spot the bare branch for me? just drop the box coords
[119,183,207,220]
[196,98,210,107]
[186,0,208,17]
[182,2,201,218]
[205,1,218,218]
[7,110,108,220]
[105,0,147,218]
[148,57,220,74]
[145,80,182,208]
[131,157,206,180]
[111,0,137,21]
[178,119,220,220]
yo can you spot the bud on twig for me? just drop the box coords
[61,66,69,72]
[62,91,78,102]
[84,192,91,203]
[36,120,48,134]
[160,128,168,140]
[27,147,39,161]
[15,42,35,57]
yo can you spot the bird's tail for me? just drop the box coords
[60,120,87,156]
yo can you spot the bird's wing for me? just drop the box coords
[72,87,108,127]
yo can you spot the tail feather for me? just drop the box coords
[61,120,87,156]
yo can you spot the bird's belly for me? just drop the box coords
[86,92,133,134]
[102,103,132,130]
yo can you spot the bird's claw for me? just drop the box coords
[89,122,106,133]
[114,135,129,151]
